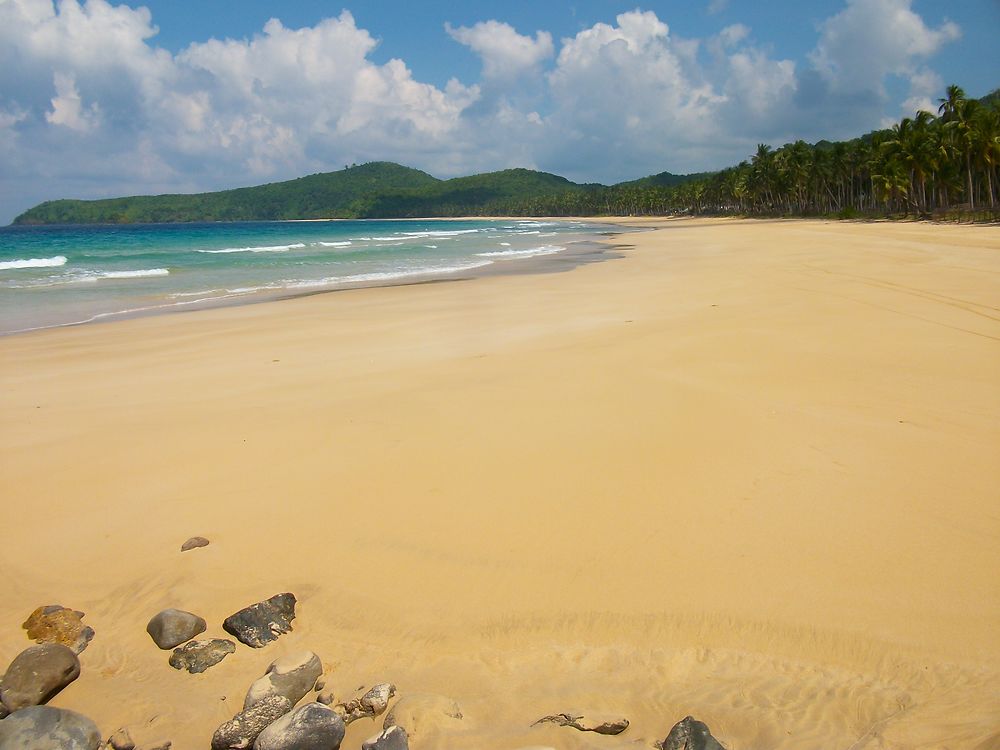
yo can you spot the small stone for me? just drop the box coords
[138,742,172,750]
[533,713,630,735]
[314,678,325,691]
[22,605,95,654]
[181,536,210,551]
[334,683,396,724]
[316,690,335,706]
[223,593,296,648]
[169,639,236,674]
[382,694,462,738]
[0,705,101,750]
[661,716,727,750]
[0,643,81,713]
[146,609,207,649]
[108,727,136,750]
[362,725,409,750]
[212,694,293,750]
[244,651,322,710]
[253,702,345,750]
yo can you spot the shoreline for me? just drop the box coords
[1,217,997,748]
[1,221,632,338]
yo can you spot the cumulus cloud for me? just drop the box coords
[810,0,960,94]
[0,0,965,222]
[446,20,553,81]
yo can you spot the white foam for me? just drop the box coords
[99,268,169,279]
[318,241,352,247]
[0,255,68,271]
[500,242,512,246]
[476,245,565,259]
[400,229,480,238]
[284,260,494,289]
[198,243,306,254]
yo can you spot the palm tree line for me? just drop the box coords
[502,85,999,220]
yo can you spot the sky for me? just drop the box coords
[1,0,997,224]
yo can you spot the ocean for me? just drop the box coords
[0,219,621,335]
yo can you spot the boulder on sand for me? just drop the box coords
[223,594,296,648]
[0,705,101,750]
[146,609,207,650]
[0,643,80,713]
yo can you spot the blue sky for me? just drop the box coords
[1,0,997,223]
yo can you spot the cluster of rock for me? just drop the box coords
[0,538,728,749]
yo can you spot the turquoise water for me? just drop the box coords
[0,219,616,334]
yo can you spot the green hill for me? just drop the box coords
[12,162,704,225]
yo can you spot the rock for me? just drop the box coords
[0,705,101,750]
[223,594,296,648]
[138,742,172,750]
[212,694,293,750]
[0,643,81,713]
[334,683,396,724]
[108,727,136,750]
[168,639,235,674]
[181,536,210,552]
[316,690,335,706]
[533,713,630,735]
[22,605,95,654]
[146,609,207,649]
[362,725,409,750]
[661,716,726,750]
[252,702,345,750]
[314,678,325,691]
[244,651,322,710]
[382,694,462,738]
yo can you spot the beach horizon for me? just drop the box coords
[1,217,998,748]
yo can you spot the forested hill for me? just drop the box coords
[11,163,697,225]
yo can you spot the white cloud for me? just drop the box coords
[446,20,553,81]
[0,0,965,222]
[810,0,960,93]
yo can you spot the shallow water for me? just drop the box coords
[0,218,617,334]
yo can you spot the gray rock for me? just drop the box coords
[316,690,335,706]
[146,609,207,650]
[661,716,726,750]
[223,594,296,648]
[382,694,462,737]
[168,639,235,673]
[0,705,101,750]
[314,678,325,692]
[181,536,210,552]
[533,713,630,735]
[362,725,409,750]
[22,605,95,654]
[334,683,396,724]
[0,643,81,713]
[244,651,322,710]
[212,694,293,750]
[252,702,345,750]
[108,727,136,750]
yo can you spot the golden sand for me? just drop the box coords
[1,218,998,748]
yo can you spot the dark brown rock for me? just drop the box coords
[211,694,292,750]
[146,609,207,649]
[223,594,296,648]
[180,536,210,552]
[0,705,101,749]
[0,643,80,713]
[362,725,409,750]
[661,716,726,750]
[22,605,95,654]
[253,702,345,750]
[168,639,235,673]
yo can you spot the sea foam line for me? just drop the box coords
[476,245,565,259]
[0,255,68,271]
[198,243,306,254]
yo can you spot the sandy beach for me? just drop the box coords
[1,218,998,748]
